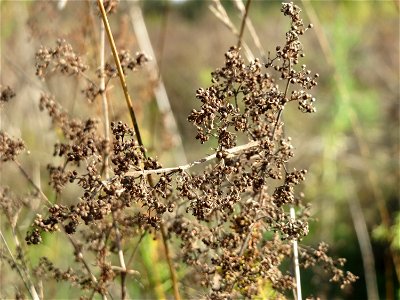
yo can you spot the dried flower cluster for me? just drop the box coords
[0,2,358,299]
[0,131,25,162]
[104,51,149,78]
[35,39,88,79]
[0,86,16,103]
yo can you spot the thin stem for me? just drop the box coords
[99,9,110,179]
[347,181,379,300]
[290,207,302,300]
[124,140,259,177]
[0,230,40,300]
[13,160,52,207]
[161,224,181,300]
[237,0,252,49]
[67,236,98,285]
[11,226,40,300]
[67,236,109,299]
[233,0,266,60]
[96,0,144,148]
[113,221,127,300]
[272,60,291,140]
[130,4,187,165]
[126,231,146,267]
[97,3,127,298]
[97,1,181,298]
[209,0,254,61]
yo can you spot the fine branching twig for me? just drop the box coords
[125,140,259,177]
[0,230,40,300]
[209,0,254,61]
[233,0,266,60]
[13,160,52,207]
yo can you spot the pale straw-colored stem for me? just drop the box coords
[125,140,259,177]
[290,207,302,300]
[209,0,254,61]
[97,2,128,298]
[130,4,187,165]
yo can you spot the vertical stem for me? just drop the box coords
[161,224,181,300]
[347,185,380,300]
[130,4,187,165]
[113,221,127,300]
[97,2,127,299]
[99,9,110,179]
[290,207,302,300]
[97,2,181,299]
[96,0,144,147]
[237,0,252,49]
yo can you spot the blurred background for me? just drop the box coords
[1,0,399,299]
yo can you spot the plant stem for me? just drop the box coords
[130,4,187,165]
[0,230,40,300]
[237,0,252,49]
[124,140,259,177]
[97,3,127,299]
[96,0,144,148]
[96,1,181,298]
[209,0,254,61]
[113,221,127,300]
[161,224,181,300]
[99,10,110,179]
[347,180,379,300]
[290,207,302,300]
[13,160,52,206]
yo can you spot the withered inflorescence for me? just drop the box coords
[0,2,358,299]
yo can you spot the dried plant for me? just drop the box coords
[0,2,357,299]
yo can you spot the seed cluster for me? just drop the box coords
[1,2,358,299]
[35,39,88,79]
[0,86,16,103]
[104,51,149,79]
[0,131,25,162]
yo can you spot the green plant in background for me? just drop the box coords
[300,1,399,299]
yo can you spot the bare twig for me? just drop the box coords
[113,221,127,300]
[66,236,98,284]
[237,0,252,49]
[233,0,266,59]
[209,0,254,61]
[126,231,146,272]
[99,11,110,179]
[13,160,52,207]
[290,207,302,300]
[125,140,259,177]
[0,230,40,300]
[161,224,181,300]
[97,3,128,299]
[97,1,181,298]
[97,0,144,148]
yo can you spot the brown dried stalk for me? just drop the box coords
[96,1,181,299]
